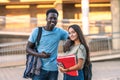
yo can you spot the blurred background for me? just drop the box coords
[0,0,120,80]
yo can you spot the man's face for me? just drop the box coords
[46,13,58,31]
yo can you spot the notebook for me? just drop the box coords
[57,54,78,76]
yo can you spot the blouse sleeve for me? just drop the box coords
[76,44,86,61]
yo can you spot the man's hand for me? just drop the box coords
[63,39,71,52]
[38,51,50,58]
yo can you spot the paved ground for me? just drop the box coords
[0,59,120,80]
[92,59,120,80]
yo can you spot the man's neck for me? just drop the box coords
[44,26,53,31]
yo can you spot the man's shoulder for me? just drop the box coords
[55,27,67,32]
[32,27,39,32]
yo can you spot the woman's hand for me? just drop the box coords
[59,66,69,73]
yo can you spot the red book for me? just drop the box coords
[57,54,78,76]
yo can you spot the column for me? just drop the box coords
[0,5,6,29]
[54,0,63,28]
[81,0,89,35]
[29,4,37,28]
[111,0,120,50]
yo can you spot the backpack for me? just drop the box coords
[23,27,42,78]
[83,62,92,80]
[79,45,92,80]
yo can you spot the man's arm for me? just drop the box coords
[26,41,50,58]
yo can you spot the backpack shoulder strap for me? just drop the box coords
[36,27,42,46]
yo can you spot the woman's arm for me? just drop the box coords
[59,58,84,73]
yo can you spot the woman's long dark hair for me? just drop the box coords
[67,24,91,65]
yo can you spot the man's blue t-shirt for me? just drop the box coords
[28,27,68,71]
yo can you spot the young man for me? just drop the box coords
[26,8,68,80]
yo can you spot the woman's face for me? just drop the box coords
[68,27,78,41]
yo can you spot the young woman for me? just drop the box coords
[59,24,91,80]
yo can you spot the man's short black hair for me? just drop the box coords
[46,8,59,17]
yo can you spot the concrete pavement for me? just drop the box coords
[0,59,120,80]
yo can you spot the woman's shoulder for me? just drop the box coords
[79,44,85,50]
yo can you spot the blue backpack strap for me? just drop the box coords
[33,27,42,75]
[36,27,42,46]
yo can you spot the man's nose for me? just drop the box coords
[51,18,55,21]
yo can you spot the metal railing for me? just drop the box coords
[0,16,119,67]
[0,41,27,67]
[0,32,120,67]
[86,32,120,61]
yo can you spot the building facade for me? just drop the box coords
[0,0,112,34]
